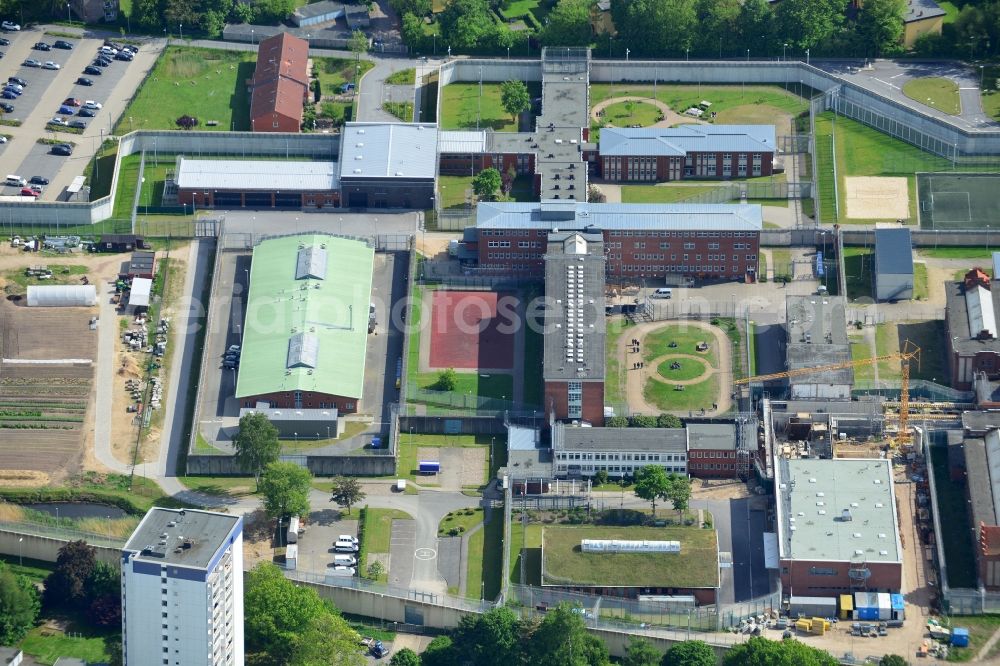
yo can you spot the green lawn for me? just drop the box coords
[655,357,708,381]
[601,100,664,127]
[20,626,115,665]
[440,82,541,131]
[178,475,257,497]
[913,262,928,301]
[359,507,412,580]
[385,68,416,85]
[929,443,977,589]
[410,370,514,401]
[605,318,629,406]
[772,248,792,279]
[748,323,757,375]
[115,46,258,133]
[902,77,961,115]
[438,174,536,209]
[620,185,724,204]
[589,84,808,116]
[642,325,719,368]
[850,337,876,384]
[945,614,1000,662]
[314,57,373,97]
[3,264,88,288]
[982,65,1000,120]
[542,525,718,588]
[919,246,997,260]
[0,555,53,584]
[843,246,874,301]
[396,433,496,484]
[383,101,414,122]
[500,0,552,21]
[875,320,948,383]
[644,374,719,413]
[438,507,483,536]
[509,521,543,585]
[466,511,498,600]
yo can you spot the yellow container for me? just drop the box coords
[839,594,854,620]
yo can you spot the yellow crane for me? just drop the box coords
[734,340,921,446]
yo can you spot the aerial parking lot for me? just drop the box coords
[0,26,161,201]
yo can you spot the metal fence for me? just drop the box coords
[433,210,476,231]
[0,520,127,550]
[407,387,540,414]
[852,379,974,403]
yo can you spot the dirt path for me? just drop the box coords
[620,320,733,416]
[591,96,706,128]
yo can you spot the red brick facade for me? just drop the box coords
[478,228,759,280]
[544,380,605,426]
[438,153,535,178]
[780,559,902,596]
[600,150,774,182]
[239,391,357,413]
[177,189,340,210]
[687,449,741,478]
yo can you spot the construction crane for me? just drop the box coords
[734,340,920,446]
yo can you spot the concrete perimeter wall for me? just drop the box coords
[0,526,120,566]
[185,453,395,476]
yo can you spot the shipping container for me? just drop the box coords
[418,460,440,474]
[952,627,970,647]
[877,593,892,621]
[890,593,905,620]
[839,594,854,620]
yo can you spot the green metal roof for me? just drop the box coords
[235,234,374,401]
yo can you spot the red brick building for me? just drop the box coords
[239,389,357,413]
[598,126,776,182]
[685,423,754,479]
[776,459,903,596]
[946,269,1000,390]
[473,201,761,281]
[542,231,606,425]
[249,33,310,133]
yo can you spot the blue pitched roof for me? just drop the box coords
[599,125,777,157]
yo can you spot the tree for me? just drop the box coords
[472,168,502,202]
[245,562,361,665]
[587,184,607,203]
[661,640,716,666]
[543,0,592,45]
[366,560,384,580]
[606,415,628,427]
[0,564,39,645]
[625,100,636,117]
[330,476,366,515]
[452,606,522,666]
[593,469,610,486]
[431,367,458,391]
[629,414,657,428]
[879,656,909,666]
[422,635,457,666]
[349,30,370,60]
[723,636,837,666]
[854,0,904,56]
[665,473,692,521]
[634,465,672,516]
[525,603,609,665]
[255,0,295,23]
[43,540,96,610]
[86,561,121,627]
[500,80,531,124]
[776,0,844,51]
[623,636,661,666]
[657,414,682,428]
[439,0,495,49]
[389,648,421,666]
[259,461,313,520]
[234,411,281,490]
[89,593,122,628]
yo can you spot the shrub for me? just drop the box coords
[175,115,199,129]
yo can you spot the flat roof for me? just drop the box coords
[874,228,914,276]
[175,158,339,192]
[476,201,763,231]
[687,423,737,450]
[964,437,996,532]
[775,458,902,564]
[129,277,152,307]
[542,525,719,588]
[339,122,438,180]
[123,508,240,570]
[293,0,345,20]
[946,281,1000,354]
[543,231,606,382]
[439,130,487,153]
[600,125,777,157]
[235,234,374,400]
[785,295,852,386]
[552,422,687,453]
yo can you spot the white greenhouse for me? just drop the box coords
[27,285,97,307]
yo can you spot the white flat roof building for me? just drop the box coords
[175,157,340,191]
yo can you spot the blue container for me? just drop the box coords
[952,628,970,647]
[418,461,440,474]
[857,607,879,621]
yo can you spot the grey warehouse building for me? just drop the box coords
[339,122,438,209]
[874,228,914,302]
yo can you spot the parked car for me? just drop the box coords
[48,117,66,125]
[99,45,117,55]
[76,77,93,86]
[33,42,51,51]
[42,61,60,70]
[83,66,101,76]
[29,184,42,193]
[29,176,49,185]
[51,143,73,156]
[62,97,81,107]
[2,21,21,31]
[0,102,13,112]
[8,77,26,87]
[78,107,96,117]
[92,58,110,67]
[19,188,38,197]
[58,105,74,115]
[123,44,138,53]
[2,87,21,97]
[115,51,133,61]
[52,40,73,49]
[0,136,6,143]
[4,82,21,91]
[68,120,86,129]
[0,37,10,45]
[1,90,16,99]
[83,100,102,110]
[22,59,40,67]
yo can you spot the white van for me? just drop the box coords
[6,175,26,187]
[333,554,357,567]
[327,565,356,577]
[651,288,673,299]
[333,539,359,553]
[286,515,300,544]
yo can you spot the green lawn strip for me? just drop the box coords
[359,507,413,580]
[396,434,495,484]
[411,371,513,402]
[278,420,371,452]
[748,323,757,376]
[19,625,115,664]
[438,175,475,209]
[177,475,257,497]
[405,284,424,394]
[902,77,961,115]
[849,336,876,385]
[944,614,1000,662]
[982,65,1000,120]
[753,198,790,208]
[315,57,373,96]
[500,0,552,21]
[113,154,141,219]
[813,114,838,222]
[382,101,413,122]
[438,507,483,537]
[758,252,768,280]
[542,525,717,588]
[588,84,808,116]
[115,46,258,133]
[0,554,54,584]
[913,262,928,301]
[472,510,502,600]
[344,616,397,642]
[605,318,628,405]
[385,68,416,85]
[0,472,187,514]
[620,185,725,204]
[642,325,718,368]
[643,374,719,413]
[874,322,901,380]
[771,248,792,279]
[918,246,997,260]
[843,246,874,301]
[509,521,543,584]
[929,444,977,588]
[440,82,542,131]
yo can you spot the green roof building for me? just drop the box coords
[235,234,374,412]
